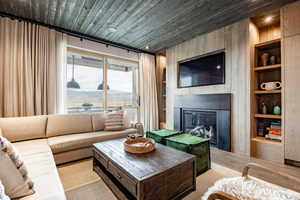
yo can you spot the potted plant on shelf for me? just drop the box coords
[82,103,93,111]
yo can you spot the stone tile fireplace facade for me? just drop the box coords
[174,94,231,151]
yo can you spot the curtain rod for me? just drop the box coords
[0,12,155,55]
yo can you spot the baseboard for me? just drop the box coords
[285,159,300,168]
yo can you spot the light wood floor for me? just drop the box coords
[57,149,300,199]
[211,147,300,192]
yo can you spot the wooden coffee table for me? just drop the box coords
[93,138,197,200]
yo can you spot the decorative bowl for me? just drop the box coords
[124,138,155,154]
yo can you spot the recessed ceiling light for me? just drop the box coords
[264,16,273,23]
[108,27,117,33]
[145,45,149,50]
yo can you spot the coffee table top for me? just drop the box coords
[93,138,196,181]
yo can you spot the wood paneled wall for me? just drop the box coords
[282,1,300,162]
[156,55,166,125]
[166,19,251,155]
[259,25,281,43]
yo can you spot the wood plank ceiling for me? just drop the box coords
[0,0,296,53]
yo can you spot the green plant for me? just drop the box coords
[82,103,93,107]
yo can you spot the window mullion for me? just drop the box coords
[103,57,108,112]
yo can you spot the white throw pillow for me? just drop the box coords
[104,111,126,131]
[0,136,34,199]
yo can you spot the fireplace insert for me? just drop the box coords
[174,94,231,151]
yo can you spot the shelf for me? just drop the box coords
[252,137,282,144]
[255,114,281,119]
[255,38,281,48]
[254,64,281,71]
[255,90,281,94]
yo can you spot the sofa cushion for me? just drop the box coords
[46,114,93,137]
[53,147,93,165]
[13,139,66,200]
[91,113,106,131]
[48,128,138,154]
[0,136,34,199]
[0,116,47,142]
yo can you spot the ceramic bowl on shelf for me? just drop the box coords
[260,81,281,90]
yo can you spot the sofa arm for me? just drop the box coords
[132,123,144,135]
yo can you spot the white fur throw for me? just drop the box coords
[202,177,300,200]
[0,181,10,200]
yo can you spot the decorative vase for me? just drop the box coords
[273,105,281,115]
[262,103,267,114]
[261,53,269,66]
[270,55,276,65]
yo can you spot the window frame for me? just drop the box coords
[66,47,140,120]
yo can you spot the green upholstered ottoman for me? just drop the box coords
[146,129,181,144]
[166,134,210,176]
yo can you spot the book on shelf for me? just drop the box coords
[267,130,282,135]
[270,121,281,129]
[265,134,282,141]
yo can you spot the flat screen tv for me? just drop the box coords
[178,51,225,88]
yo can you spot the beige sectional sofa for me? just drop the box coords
[0,113,140,200]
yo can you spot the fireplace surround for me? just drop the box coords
[174,94,231,151]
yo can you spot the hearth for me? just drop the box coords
[174,94,231,151]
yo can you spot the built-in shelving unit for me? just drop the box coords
[250,11,284,163]
[254,114,282,119]
[156,55,167,129]
[254,89,281,94]
[252,137,282,144]
[254,64,281,71]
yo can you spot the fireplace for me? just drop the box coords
[174,94,231,151]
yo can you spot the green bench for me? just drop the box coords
[146,129,210,176]
[146,129,181,144]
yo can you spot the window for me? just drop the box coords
[66,52,104,113]
[107,58,138,122]
[65,48,139,122]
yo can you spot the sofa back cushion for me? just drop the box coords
[0,116,47,142]
[46,114,93,137]
[91,113,106,131]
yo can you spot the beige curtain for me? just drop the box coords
[139,53,159,131]
[0,17,66,117]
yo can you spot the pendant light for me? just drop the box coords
[97,62,109,90]
[67,55,80,89]
[97,81,109,90]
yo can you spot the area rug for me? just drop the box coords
[64,168,235,200]
[60,159,239,200]
[66,180,117,200]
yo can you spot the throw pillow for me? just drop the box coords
[0,180,10,200]
[0,136,34,199]
[104,111,126,131]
